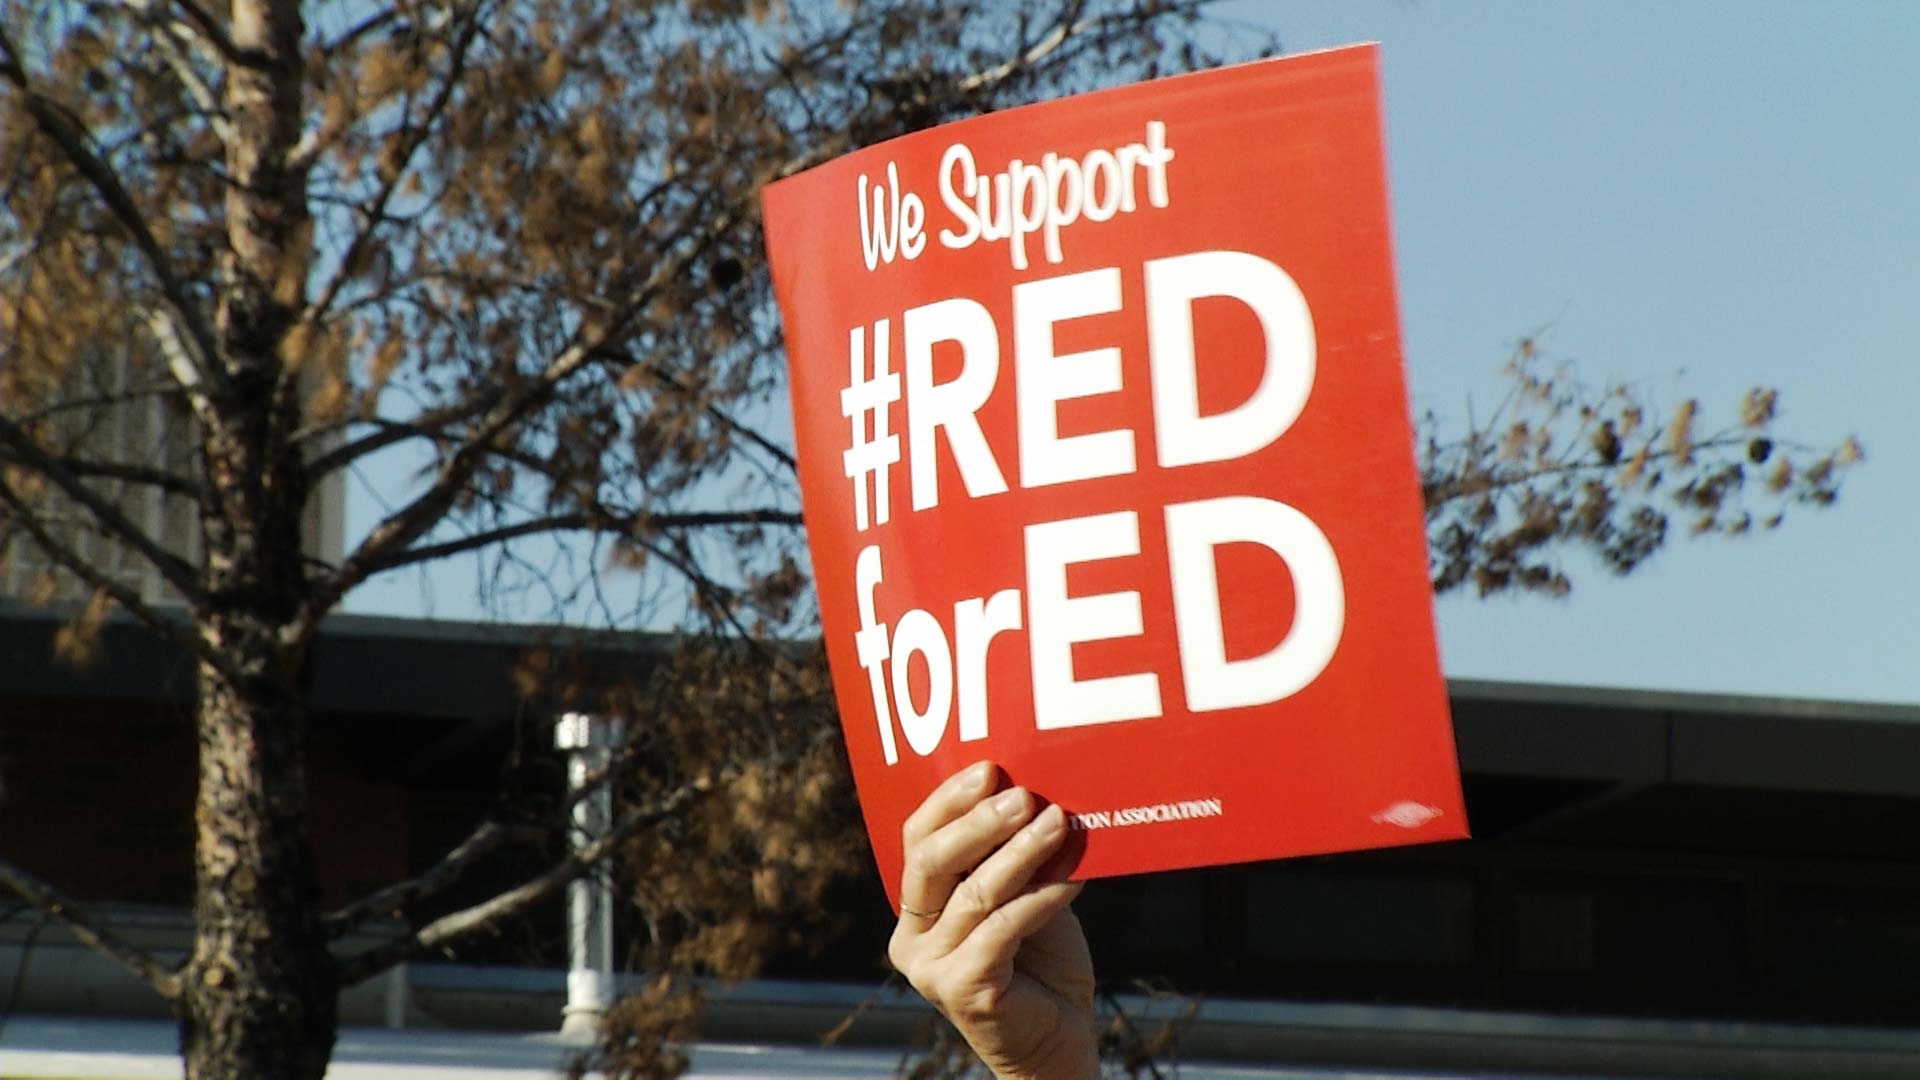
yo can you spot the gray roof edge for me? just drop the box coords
[0,598,682,654]
[3,601,1912,723]
[315,609,681,654]
[1445,675,1920,725]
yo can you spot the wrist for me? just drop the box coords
[990,1018,1099,1080]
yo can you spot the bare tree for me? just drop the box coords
[0,2,1267,1077]
[0,2,1857,1078]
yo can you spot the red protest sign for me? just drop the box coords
[762,44,1466,909]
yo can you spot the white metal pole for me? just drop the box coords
[555,711,623,1038]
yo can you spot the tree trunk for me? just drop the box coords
[177,614,335,1080]
[177,338,331,1076]
[173,0,333,1073]
[177,347,330,1076]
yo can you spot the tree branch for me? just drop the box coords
[357,507,802,579]
[0,24,224,398]
[317,6,400,59]
[630,531,768,648]
[321,158,792,580]
[1422,431,1776,513]
[328,709,711,941]
[159,0,263,68]
[0,856,182,1001]
[592,347,798,473]
[301,10,1142,637]
[123,2,235,144]
[299,0,483,316]
[322,819,531,940]
[298,394,505,477]
[10,382,185,427]
[0,450,203,500]
[954,0,1092,94]
[303,352,796,485]
[302,280,696,632]
[0,479,233,679]
[335,780,711,986]
[0,415,205,599]
[645,508,804,530]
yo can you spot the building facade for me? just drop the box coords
[6,608,1920,1076]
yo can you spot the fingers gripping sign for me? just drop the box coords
[890,762,1099,1080]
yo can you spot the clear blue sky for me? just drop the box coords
[1212,0,1920,705]
[347,1,1920,706]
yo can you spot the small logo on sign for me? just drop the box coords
[1371,801,1443,829]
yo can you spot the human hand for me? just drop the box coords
[888,761,1097,1080]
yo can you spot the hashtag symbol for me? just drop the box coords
[841,320,901,532]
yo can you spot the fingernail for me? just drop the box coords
[967,761,994,790]
[1035,803,1066,833]
[994,786,1030,818]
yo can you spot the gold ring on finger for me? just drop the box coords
[900,904,943,920]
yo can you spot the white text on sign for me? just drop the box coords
[840,251,1346,765]
[858,121,1176,272]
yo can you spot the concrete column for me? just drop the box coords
[554,711,624,1038]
